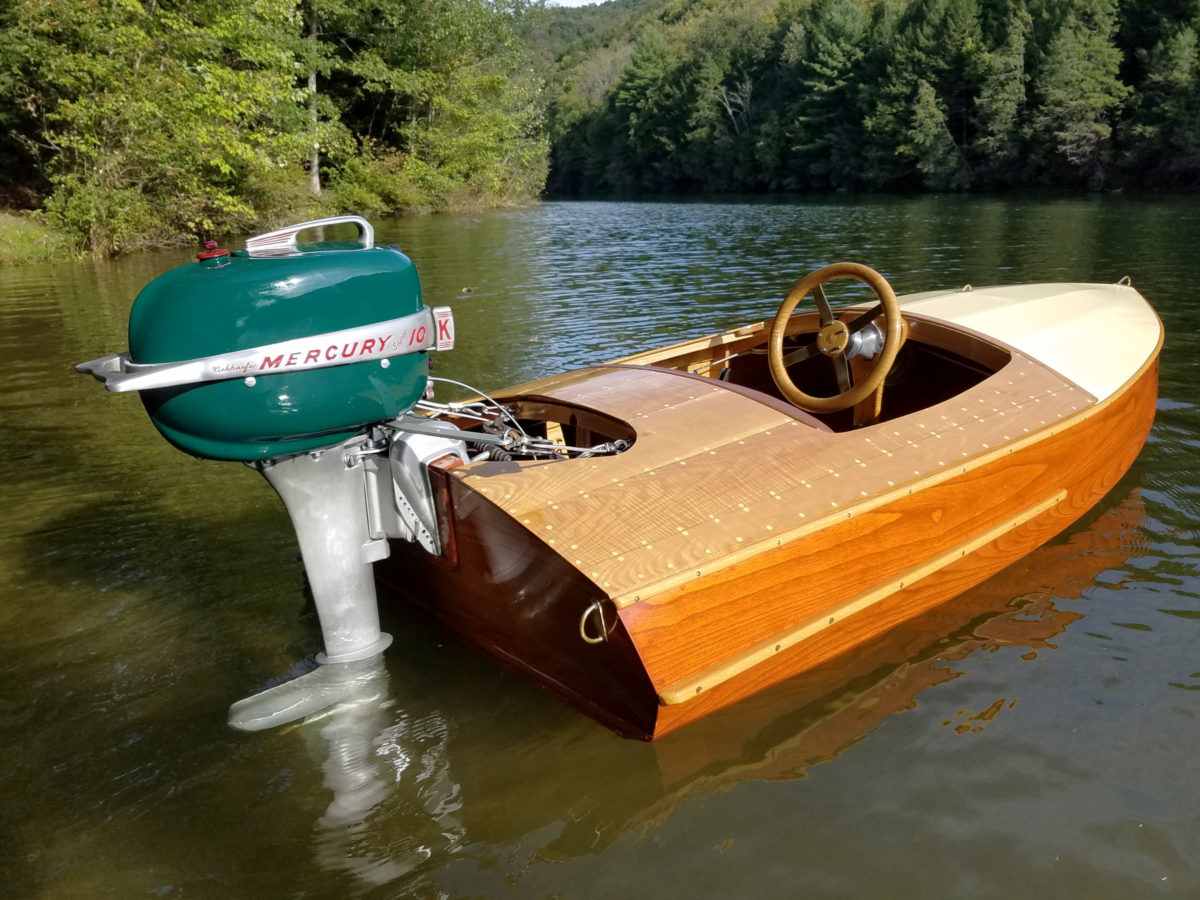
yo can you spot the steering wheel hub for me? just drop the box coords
[817,320,851,356]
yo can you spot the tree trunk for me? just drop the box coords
[308,14,321,196]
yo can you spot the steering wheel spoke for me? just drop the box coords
[833,352,853,393]
[847,304,883,333]
[767,263,903,414]
[813,284,835,326]
[780,337,821,368]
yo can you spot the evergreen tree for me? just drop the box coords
[783,0,870,190]
[972,1,1031,181]
[861,0,981,189]
[907,78,972,188]
[1117,3,1200,183]
[610,27,685,189]
[676,8,776,190]
[1029,0,1129,186]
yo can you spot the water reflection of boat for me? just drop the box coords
[77,218,1162,740]
[230,450,1148,894]
[439,489,1147,858]
[651,489,1148,790]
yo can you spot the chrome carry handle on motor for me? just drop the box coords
[244,215,375,257]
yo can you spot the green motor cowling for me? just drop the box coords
[78,217,455,461]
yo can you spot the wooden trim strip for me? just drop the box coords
[610,321,767,366]
[610,342,1168,610]
[657,489,1067,705]
[610,399,1073,610]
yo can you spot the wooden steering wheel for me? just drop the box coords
[767,262,904,413]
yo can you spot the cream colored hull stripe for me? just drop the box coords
[658,490,1067,706]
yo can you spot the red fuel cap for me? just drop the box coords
[196,240,230,261]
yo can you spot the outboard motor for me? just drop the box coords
[77,217,462,726]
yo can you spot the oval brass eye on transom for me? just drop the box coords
[580,599,615,644]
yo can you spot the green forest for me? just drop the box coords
[542,0,1200,195]
[2,0,1200,258]
[0,0,547,256]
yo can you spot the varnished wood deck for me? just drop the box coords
[379,288,1161,739]
[458,350,1093,607]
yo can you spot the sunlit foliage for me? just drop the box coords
[3,0,1200,258]
[0,0,548,254]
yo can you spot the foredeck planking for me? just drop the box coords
[457,350,1093,608]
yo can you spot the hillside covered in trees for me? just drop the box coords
[540,0,1200,194]
[1,0,1199,257]
[0,0,546,254]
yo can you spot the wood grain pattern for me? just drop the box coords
[377,471,662,737]
[651,490,1141,780]
[643,357,1158,737]
[376,307,1159,740]
[458,349,1091,606]
[655,490,1067,703]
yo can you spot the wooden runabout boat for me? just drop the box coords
[77,218,1162,740]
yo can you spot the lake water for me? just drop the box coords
[2,196,1198,898]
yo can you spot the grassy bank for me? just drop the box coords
[0,212,78,267]
[0,192,540,267]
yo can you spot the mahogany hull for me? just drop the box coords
[377,472,661,737]
[645,359,1158,737]
[377,356,1158,740]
